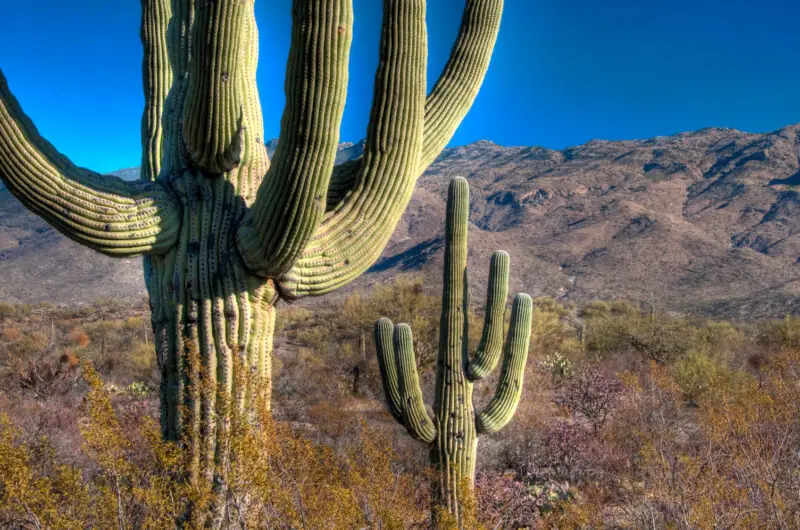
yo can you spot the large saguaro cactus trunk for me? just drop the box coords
[375,177,533,526]
[0,0,503,522]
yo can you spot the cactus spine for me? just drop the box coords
[375,177,533,524]
[0,0,503,523]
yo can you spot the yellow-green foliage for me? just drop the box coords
[0,416,90,528]
[584,306,696,363]
[670,351,745,401]
[530,298,582,359]
[759,314,800,349]
[0,364,428,528]
[341,276,441,367]
[579,300,611,319]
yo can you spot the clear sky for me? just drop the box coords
[1,1,799,173]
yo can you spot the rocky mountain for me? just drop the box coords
[0,126,798,319]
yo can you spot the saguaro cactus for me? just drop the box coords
[375,177,533,524]
[0,0,503,516]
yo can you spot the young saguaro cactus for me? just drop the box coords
[0,0,503,520]
[375,177,533,524]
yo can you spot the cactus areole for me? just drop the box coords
[0,0,502,508]
[375,177,533,524]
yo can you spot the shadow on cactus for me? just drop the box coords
[374,177,533,525]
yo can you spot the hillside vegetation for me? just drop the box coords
[1,277,799,528]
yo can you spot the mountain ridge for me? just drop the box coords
[0,125,797,319]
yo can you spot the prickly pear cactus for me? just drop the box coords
[375,177,533,524]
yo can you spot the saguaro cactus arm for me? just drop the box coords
[394,324,437,443]
[140,0,172,182]
[283,0,504,298]
[280,0,427,295]
[235,0,352,277]
[476,293,533,435]
[468,250,510,380]
[375,318,437,443]
[325,0,504,207]
[182,0,250,174]
[375,317,405,424]
[0,71,181,257]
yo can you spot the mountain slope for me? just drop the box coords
[0,127,797,319]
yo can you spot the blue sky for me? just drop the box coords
[1,0,799,173]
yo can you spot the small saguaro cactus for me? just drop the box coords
[375,177,533,524]
[0,0,503,523]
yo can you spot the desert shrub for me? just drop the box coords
[529,301,581,359]
[14,353,81,399]
[571,355,800,529]
[758,314,800,350]
[27,329,52,352]
[579,300,611,319]
[2,324,22,343]
[0,415,91,528]
[670,351,721,401]
[583,315,632,358]
[67,325,90,349]
[554,365,624,434]
[0,302,17,318]
[124,316,144,330]
[0,365,430,528]
[129,341,157,378]
[531,297,570,317]
[293,326,330,356]
[669,350,747,402]
[609,299,640,316]
[473,472,543,528]
[274,306,314,335]
[627,314,696,363]
[585,309,696,363]
[694,320,746,356]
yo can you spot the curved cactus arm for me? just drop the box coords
[420,0,503,169]
[0,71,181,257]
[279,0,427,297]
[325,0,504,208]
[140,0,172,182]
[375,318,405,425]
[394,324,437,444]
[468,250,510,380]
[235,0,352,277]
[476,293,532,435]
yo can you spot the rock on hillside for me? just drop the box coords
[0,127,798,319]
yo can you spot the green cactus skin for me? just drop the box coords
[375,177,533,524]
[0,0,502,522]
